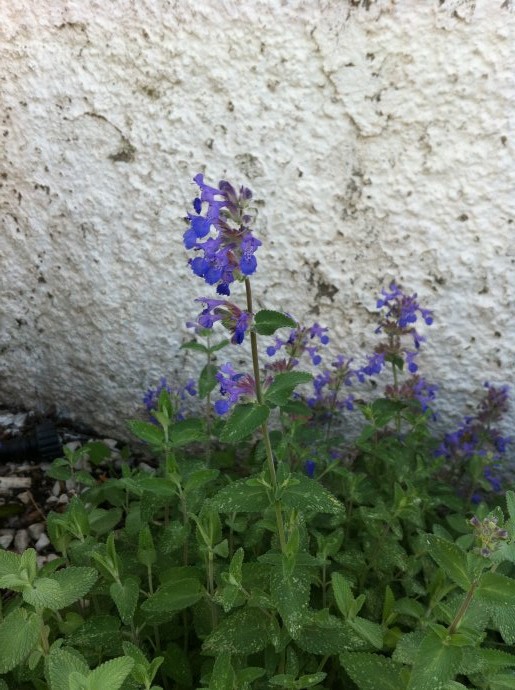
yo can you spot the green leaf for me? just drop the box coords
[219,403,269,443]
[341,652,406,690]
[0,608,41,673]
[281,474,345,515]
[489,604,515,643]
[271,565,311,638]
[332,572,354,619]
[199,363,219,399]
[23,578,63,609]
[162,642,193,687]
[185,468,220,494]
[86,656,134,690]
[349,617,384,650]
[407,630,462,690]
[138,525,157,567]
[365,399,407,428]
[141,578,203,617]
[0,549,20,578]
[209,652,235,690]
[488,674,515,689]
[254,309,297,335]
[209,477,271,513]
[181,340,209,353]
[110,577,140,624]
[170,418,206,446]
[425,534,470,590]
[477,571,515,606]
[49,567,98,609]
[67,615,121,649]
[203,607,271,655]
[127,419,165,446]
[264,371,313,407]
[48,648,90,690]
[295,612,369,654]
[88,507,123,536]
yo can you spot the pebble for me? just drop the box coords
[14,529,29,553]
[51,481,61,497]
[0,530,14,549]
[28,522,45,540]
[58,494,69,505]
[35,533,50,551]
[17,490,32,505]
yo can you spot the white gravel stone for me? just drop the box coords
[57,494,69,505]
[0,532,14,549]
[35,533,50,551]
[14,529,29,553]
[28,522,46,540]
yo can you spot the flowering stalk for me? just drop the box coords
[245,278,287,553]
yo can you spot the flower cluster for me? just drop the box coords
[184,173,261,296]
[213,363,258,415]
[374,281,433,375]
[307,354,356,413]
[384,375,438,415]
[470,514,509,557]
[143,376,197,421]
[266,323,330,368]
[435,383,511,498]
[195,297,252,345]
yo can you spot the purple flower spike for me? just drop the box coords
[304,460,316,478]
[214,362,257,414]
[195,297,253,345]
[183,174,261,294]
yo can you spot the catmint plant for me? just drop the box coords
[2,172,514,690]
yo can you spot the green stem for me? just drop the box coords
[447,580,478,635]
[245,278,287,553]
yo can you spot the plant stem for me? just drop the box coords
[245,278,287,553]
[447,579,478,635]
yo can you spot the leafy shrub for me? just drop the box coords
[0,174,513,690]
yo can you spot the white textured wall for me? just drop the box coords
[1,0,514,439]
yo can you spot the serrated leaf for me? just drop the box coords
[86,656,134,690]
[127,420,165,446]
[170,418,205,446]
[209,477,271,513]
[203,607,270,655]
[48,648,90,690]
[67,615,121,649]
[185,468,220,494]
[490,604,515,643]
[219,403,269,443]
[0,608,41,673]
[22,577,63,609]
[209,652,235,690]
[477,571,515,606]
[271,565,311,638]
[48,567,98,610]
[488,674,515,689]
[264,371,313,406]
[407,630,462,690]
[281,475,344,515]
[141,578,203,617]
[0,549,20,578]
[425,534,470,590]
[254,310,297,335]
[295,612,369,654]
[199,363,219,399]
[349,617,384,649]
[332,572,354,618]
[341,652,406,690]
[162,642,193,687]
[110,577,140,624]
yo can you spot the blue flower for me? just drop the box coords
[214,363,257,414]
[304,460,316,478]
[183,174,261,295]
[195,297,253,345]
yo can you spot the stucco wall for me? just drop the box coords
[1,0,514,440]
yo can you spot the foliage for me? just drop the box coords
[1,174,513,690]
